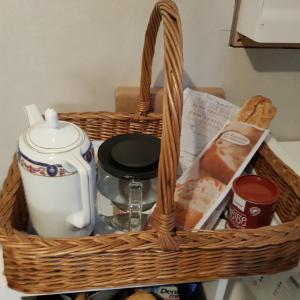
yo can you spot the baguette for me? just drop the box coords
[75,294,86,300]
[175,95,277,230]
[126,291,157,300]
[199,122,262,184]
[234,95,277,128]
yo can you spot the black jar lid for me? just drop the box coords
[98,133,161,180]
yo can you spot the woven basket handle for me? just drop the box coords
[138,0,183,116]
[139,0,183,250]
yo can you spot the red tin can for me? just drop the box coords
[227,175,279,229]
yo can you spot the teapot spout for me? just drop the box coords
[24,104,44,126]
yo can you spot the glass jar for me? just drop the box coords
[96,133,160,232]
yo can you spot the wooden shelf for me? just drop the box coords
[230,0,300,49]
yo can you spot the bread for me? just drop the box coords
[234,95,277,128]
[199,143,236,184]
[199,96,276,184]
[75,294,86,300]
[175,177,225,229]
[222,121,262,143]
[126,291,157,300]
[175,201,204,230]
[199,122,263,184]
[174,96,277,230]
[199,95,277,184]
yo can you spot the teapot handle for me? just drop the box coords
[63,152,94,229]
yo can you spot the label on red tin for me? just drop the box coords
[228,205,248,228]
[232,194,246,212]
[227,197,276,229]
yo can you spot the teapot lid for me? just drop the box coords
[98,133,160,180]
[26,108,83,152]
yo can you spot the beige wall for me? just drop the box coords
[0,0,300,184]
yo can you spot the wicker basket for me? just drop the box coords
[0,0,300,294]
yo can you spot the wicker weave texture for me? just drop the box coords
[0,0,300,294]
[253,145,300,222]
[1,160,300,293]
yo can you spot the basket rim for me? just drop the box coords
[1,138,300,252]
[1,164,299,253]
[1,0,300,294]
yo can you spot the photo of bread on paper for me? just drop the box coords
[175,177,225,229]
[175,95,277,230]
[199,122,263,184]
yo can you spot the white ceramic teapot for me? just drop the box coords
[18,104,96,237]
